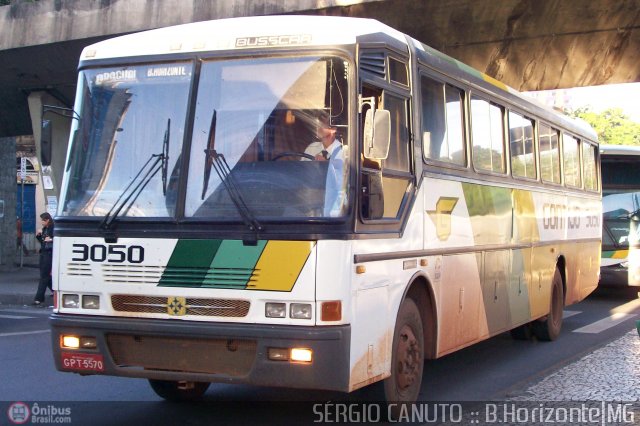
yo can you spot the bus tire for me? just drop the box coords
[532,268,564,341]
[625,287,639,299]
[384,297,424,412]
[148,379,210,401]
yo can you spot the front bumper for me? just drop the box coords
[50,313,351,392]
[600,265,640,288]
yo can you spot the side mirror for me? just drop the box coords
[364,109,390,160]
[41,120,53,166]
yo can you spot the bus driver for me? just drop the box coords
[304,114,345,217]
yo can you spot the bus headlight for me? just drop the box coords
[290,303,312,319]
[82,295,100,310]
[62,294,80,309]
[265,302,286,318]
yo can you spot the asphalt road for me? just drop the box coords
[0,288,638,425]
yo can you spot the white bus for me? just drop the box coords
[50,15,601,404]
[600,144,640,291]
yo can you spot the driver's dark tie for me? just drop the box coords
[321,150,329,159]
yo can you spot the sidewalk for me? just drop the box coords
[0,253,53,306]
[508,330,640,401]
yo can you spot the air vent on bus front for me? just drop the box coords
[102,264,164,284]
[101,265,257,288]
[360,51,386,78]
[65,262,93,277]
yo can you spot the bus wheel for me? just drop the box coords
[148,379,210,401]
[384,298,424,409]
[532,268,564,341]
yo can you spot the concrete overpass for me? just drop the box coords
[0,0,639,267]
[1,0,639,138]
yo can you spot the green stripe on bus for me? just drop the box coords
[202,240,267,288]
[158,239,222,287]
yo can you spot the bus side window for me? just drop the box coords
[508,111,536,179]
[360,85,412,221]
[582,142,598,191]
[421,76,465,165]
[539,123,561,184]
[563,133,582,188]
[471,95,505,174]
[360,86,385,219]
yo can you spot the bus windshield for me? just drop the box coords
[60,62,193,218]
[602,156,640,248]
[60,55,350,222]
[185,56,349,220]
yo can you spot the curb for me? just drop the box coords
[0,293,53,307]
[13,263,39,269]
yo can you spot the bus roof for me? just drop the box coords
[600,144,640,156]
[79,15,596,142]
[408,38,598,141]
[80,15,407,61]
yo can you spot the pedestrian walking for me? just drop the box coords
[33,212,54,305]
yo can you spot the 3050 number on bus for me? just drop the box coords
[71,244,145,263]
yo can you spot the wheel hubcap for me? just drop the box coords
[396,324,421,390]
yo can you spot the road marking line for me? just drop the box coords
[563,310,581,319]
[0,314,36,319]
[573,313,637,334]
[0,329,50,338]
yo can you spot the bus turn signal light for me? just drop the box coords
[321,301,342,321]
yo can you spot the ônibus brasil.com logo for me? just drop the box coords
[7,402,30,424]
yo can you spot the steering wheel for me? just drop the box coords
[271,151,315,161]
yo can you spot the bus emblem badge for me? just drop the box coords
[427,197,459,241]
[167,296,187,316]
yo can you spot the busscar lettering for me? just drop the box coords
[235,34,312,48]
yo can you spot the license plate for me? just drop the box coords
[61,352,105,372]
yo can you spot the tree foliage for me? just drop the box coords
[566,106,640,146]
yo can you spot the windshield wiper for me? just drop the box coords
[100,119,170,229]
[618,194,640,220]
[625,208,640,220]
[201,110,217,200]
[201,110,263,233]
[161,118,170,195]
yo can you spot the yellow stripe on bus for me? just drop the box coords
[250,241,315,291]
[611,250,629,259]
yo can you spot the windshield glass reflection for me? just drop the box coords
[60,63,192,218]
[185,56,350,220]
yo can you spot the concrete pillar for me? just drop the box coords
[0,137,17,270]
[27,91,72,219]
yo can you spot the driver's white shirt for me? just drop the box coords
[303,141,324,159]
